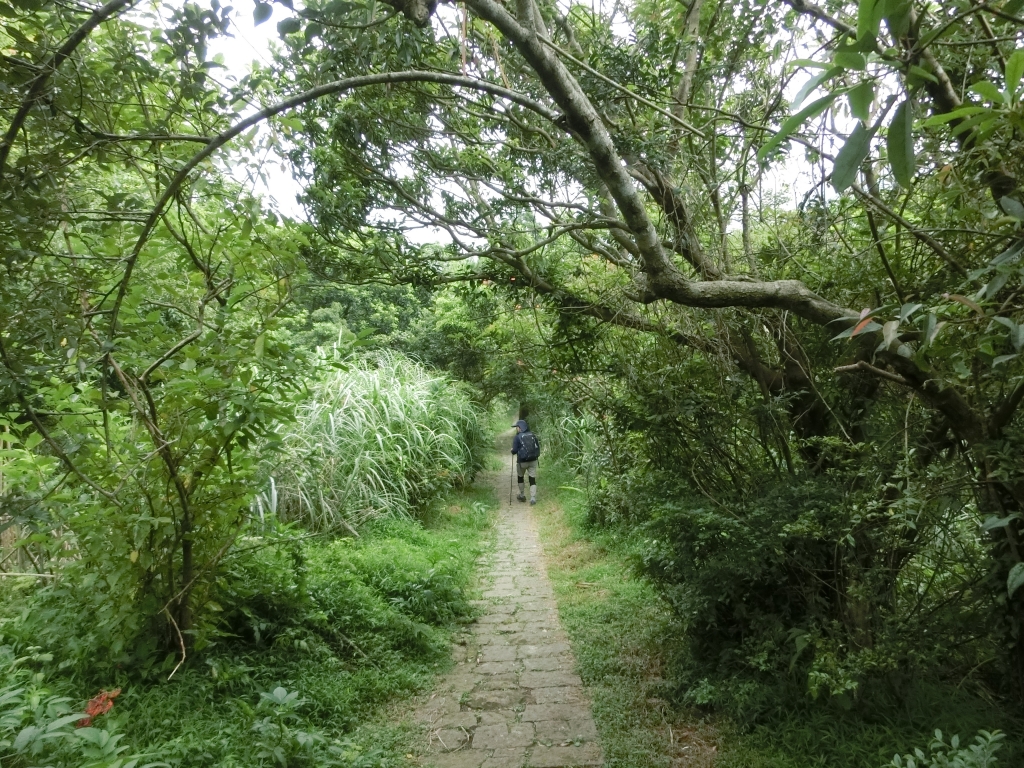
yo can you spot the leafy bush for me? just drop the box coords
[889,730,1005,768]
[0,647,167,768]
[263,352,485,531]
[0,492,491,767]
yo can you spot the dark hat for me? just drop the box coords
[512,419,529,431]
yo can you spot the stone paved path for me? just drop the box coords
[413,435,603,768]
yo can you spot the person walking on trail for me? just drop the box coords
[511,419,541,505]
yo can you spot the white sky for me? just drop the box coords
[204,2,308,219]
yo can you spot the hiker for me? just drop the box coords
[511,419,541,504]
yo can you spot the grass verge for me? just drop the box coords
[532,461,1022,768]
[531,462,719,768]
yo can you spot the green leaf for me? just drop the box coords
[1000,196,1024,220]
[1008,562,1024,598]
[907,65,938,84]
[831,123,872,192]
[757,93,837,162]
[990,239,1024,266]
[304,22,324,43]
[848,81,874,121]
[899,303,923,323]
[857,0,884,43]
[793,67,842,108]
[834,51,866,71]
[887,100,915,189]
[790,59,831,71]
[277,17,301,35]
[922,106,987,127]
[1006,50,1024,98]
[253,1,272,25]
[883,0,912,36]
[970,80,1005,104]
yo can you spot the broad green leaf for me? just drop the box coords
[899,303,923,323]
[1007,50,1024,98]
[277,17,301,35]
[982,514,1019,531]
[922,106,987,127]
[757,93,837,162]
[1000,196,1024,220]
[793,67,842,108]
[253,1,272,25]
[907,65,938,84]
[887,100,915,188]
[996,317,1024,351]
[857,0,884,43]
[951,112,995,137]
[990,239,1024,266]
[883,0,912,36]
[13,725,41,752]
[970,80,1005,104]
[833,319,882,340]
[790,59,831,70]
[831,123,872,192]
[878,319,900,351]
[1008,562,1024,598]
[984,269,1010,298]
[304,22,323,43]
[848,81,874,121]
[834,51,866,71]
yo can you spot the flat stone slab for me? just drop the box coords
[472,723,535,750]
[412,446,602,767]
[528,744,603,767]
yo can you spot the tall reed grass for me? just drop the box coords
[260,352,483,531]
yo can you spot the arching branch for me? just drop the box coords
[109,70,563,334]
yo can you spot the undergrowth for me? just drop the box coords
[535,461,1023,768]
[0,483,495,767]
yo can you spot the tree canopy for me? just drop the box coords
[3,0,1024,725]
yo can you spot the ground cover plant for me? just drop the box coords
[0,486,494,767]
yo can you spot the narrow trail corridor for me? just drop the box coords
[413,433,603,768]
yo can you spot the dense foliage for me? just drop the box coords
[4,0,1024,763]
[0,500,491,766]
[267,351,484,531]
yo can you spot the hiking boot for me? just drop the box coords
[529,498,536,505]
[517,493,527,502]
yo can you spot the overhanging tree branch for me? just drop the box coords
[0,0,136,183]
[109,70,563,335]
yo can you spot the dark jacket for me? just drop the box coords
[511,420,540,461]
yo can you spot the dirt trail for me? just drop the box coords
[413,431,603,768]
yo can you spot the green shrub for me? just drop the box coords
[889,730,1004,768]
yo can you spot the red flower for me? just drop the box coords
[77,688,121,727]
